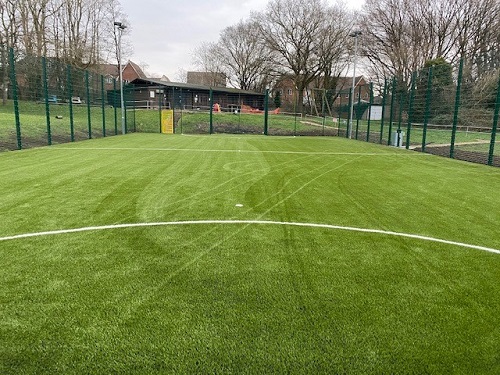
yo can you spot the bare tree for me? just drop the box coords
[314,4,354,94]
[216,20,274,91]
[360,0,500,86]
[0,0,21,104]
[455,0,500,79]
[361,0,424,85]
[253,0,323,112]
[253,0,353,112]
[104,0,132,67]
[0,0,20,48]
[174,68,187,83]
[138,61,149,76]
[193,42,228,86]
[16,0,65,57]
[471,68,500,108]
[59,0,132,71]
[0,0,131,69]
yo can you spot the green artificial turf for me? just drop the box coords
[1,134,499,374]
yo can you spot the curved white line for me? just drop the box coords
[1,220,498,255]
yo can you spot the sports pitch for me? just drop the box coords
[1,133,499,373]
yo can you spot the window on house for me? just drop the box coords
[287,89,292,96]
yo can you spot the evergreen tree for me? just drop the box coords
[413,58,454,123]
[274,90,282,108]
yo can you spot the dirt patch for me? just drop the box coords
[413,145,499,167]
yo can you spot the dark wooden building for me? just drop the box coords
[123,78,265,112]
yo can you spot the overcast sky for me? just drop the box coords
[120,0,365,80]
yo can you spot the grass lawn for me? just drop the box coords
[1,100,496,153]
[350,120,493,146]
[133,109,342,135]
[1,134,499,374]
[455,140,499,153]
[0,101,121,149]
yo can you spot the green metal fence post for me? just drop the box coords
[0,43,5,106]
[131,87,136,132]
[488,75,500,166]
[294,92,298,136]
[322,89,326,136]
[337,94,342,136]
[366,82,373,142]
[113,79,118,135]
[67,65,75,142]
[347,87,353,138]
[405,71,417,149]
[422,66,433,153]
[233,93,239,132]
[101,75,106,137]
[9,48,22,150]
[158,89,163,133]
[179,88,183,134]
[396,93,403,146]
[238,93,242,132]
[209,88,213,134]
[379,79,388,144]
[264,89,269,135]
[355,85,361,139]
[124,85,128,133]
[125,87,137,133]
[42,57,52,146]
[85,70,92,139]
[171,86,176,133]
[450,59,464,159]
[388,77,397,145]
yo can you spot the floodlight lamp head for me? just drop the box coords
[114,21,126,30]
[349,30,362,37]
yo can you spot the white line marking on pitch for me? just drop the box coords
[1,220,498,255]
[48,147,423,157]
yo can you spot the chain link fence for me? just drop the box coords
[378,60,500,166]
[0,48,122,152]
[1,48,499,167]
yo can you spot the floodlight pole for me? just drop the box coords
[348,30,362,139]
[114,21,127,135]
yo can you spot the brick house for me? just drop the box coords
[99,61,149,91]
[273,75,370,109]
